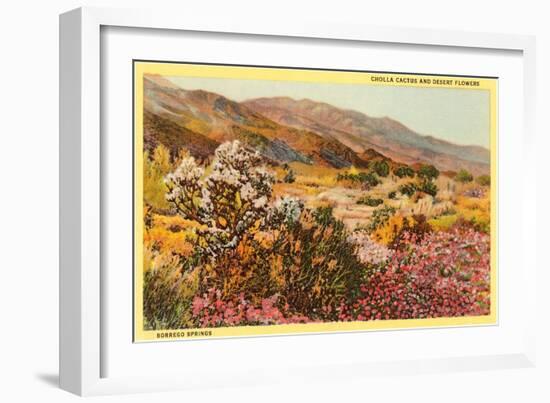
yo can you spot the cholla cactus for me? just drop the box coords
[165,140,275,258]
[164,156,205,221]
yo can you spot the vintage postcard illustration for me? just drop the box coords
[133,62,497,342]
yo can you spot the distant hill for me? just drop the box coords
[143,74,388,169]
[244,97,490,175]
[143,74,489,175]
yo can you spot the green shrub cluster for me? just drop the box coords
[371,160,390,177]
[336,171,380,188]
[143,256,197,330]
[399,182,417,197]
[418,180,438,197]
[476,174,491,186]
[393,165,415,178]
[365,205,397,233]
[455,169,473,183]
[417,164,440,181]
[396,164,440,198]
[268,206,367,319]
[356,196,384,207]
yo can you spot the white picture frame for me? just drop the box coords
[60,6,537,396]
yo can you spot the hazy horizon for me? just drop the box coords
[167,76,491,149]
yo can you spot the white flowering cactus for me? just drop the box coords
[165,140,275,258]
[165,156,205,221]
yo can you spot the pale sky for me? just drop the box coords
[168,76,491,149]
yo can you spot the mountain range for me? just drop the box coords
[143,74,490,175]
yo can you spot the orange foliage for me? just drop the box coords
[371,214,416,246]
[144,213,198,257]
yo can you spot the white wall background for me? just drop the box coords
[0,0,547,401]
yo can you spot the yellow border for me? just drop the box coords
[133,62,498,342]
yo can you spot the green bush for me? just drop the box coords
[399,182,417,197]
[455,169,473,183]
[417,164,440,181]
[143,145,173,212]
[143,254,197,330]
[476,174,491,186]
[268,206,367,320]
[357,196,384,207]
[419,180,438,197]
[393,165,415,178]
[337,172,380,188]
[371,160,390,177]
[358,172,380,187]
[366,205,396,233]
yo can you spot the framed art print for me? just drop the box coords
[60,7,537,396]
[132,61,497,342]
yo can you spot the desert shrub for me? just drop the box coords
[144,144,173,211]
[370,214,416,246]
[467,216,491,234]
[192,198,304,302]
[336,172,349,182]
[476,175,491,186]
[455,169,473,183]
[450,216,489,234]
[417,164,440,181]
[266,206,367,320]
[357,196,384,207]
[371,160,390,177]
[388,191,397,199]
[163,140,279,302]
[428,214,459,231]
[393,165,415,178]
[337,172,380,188]
[144,205,154,230]
[198,204,369,321]
[369,211,431,249]
[455,195,490,234]
[358,172,380,188]
[283,168,296,183]
[366,205,397,233]
[399,182,417,197]
[143,214,202,285]
[143,251,198,330]
[338,227,490,321]
[395,165,439,198]
[192,235,283,304]
[428,196,490,234]
[389,214,432,249]
[419,180,438,197]
[165,140,275,259]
